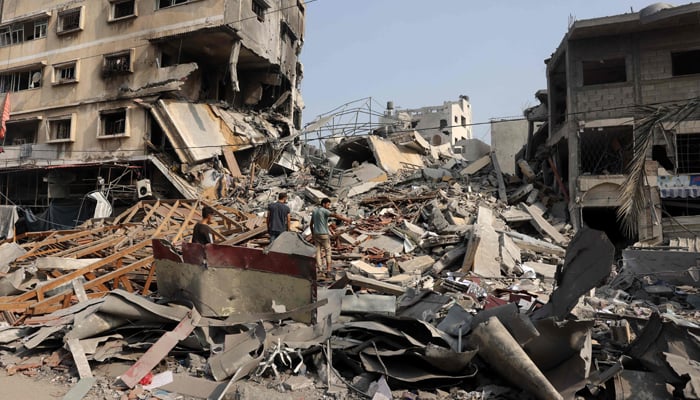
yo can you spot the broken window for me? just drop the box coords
[281,21,297,43]
[579,126,633,174]
[103,50,133,76]
[671,50,700,76]
[110,0,136,20]
[582,58,626,86]
[675,133,700,174]
[652,144,675,171]
[99,109,127,137]
[57,8,82,34]
[0,68,42,93]
[0,17,48,46]
[5,119,39,145]
[48,117,72,141]
[252,0,269,22]
[157,0,191,9]
[53,61,77,84]
[439,119,448,130]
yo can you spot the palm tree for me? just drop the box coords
[617,98,700,236]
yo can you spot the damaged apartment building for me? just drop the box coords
[0,0,305,230]
[539,2,700,246]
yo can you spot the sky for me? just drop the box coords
[299,0,663,143]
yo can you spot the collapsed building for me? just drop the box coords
[0,0,305,232]
[1,2,700,400]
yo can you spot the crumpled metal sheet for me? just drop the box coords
[628,313,700,389]
[359,346,478,383]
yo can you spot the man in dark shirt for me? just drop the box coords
[266,192,291,243]
[192,205,216,245]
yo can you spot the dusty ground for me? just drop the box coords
[0,370,69,399]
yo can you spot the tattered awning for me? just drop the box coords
[658,174,700,199]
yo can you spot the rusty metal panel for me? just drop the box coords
[153,240,316,323]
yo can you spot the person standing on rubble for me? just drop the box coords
[192,205,216,245]
[266,192,291,243]
[311,198,352,273]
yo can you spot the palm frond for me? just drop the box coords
[617,97,700,236]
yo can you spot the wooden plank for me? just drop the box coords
[520,203,567,245]
[152,200,180,238]
[220,225,266,245]
[53,236,122,259]
[142,265,157,295]
[333,272,405,296]
[67,338,93,379]
[173,200,201,243]
[223,150,242,178]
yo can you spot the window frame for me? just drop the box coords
[57,7,84,35]
[102,49,135,76]
[46,115,76,143]
[98,108,129,139]
[252,0,270,22]
[52,60,79,85]
[674,132,700,174]
[671,50,700,77]
[109,0,137,22]
[0,67,43,93]
[156,0,198,10]
[581,57,627,86]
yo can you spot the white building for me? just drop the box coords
[380,96,472,146]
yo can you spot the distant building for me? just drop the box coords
[379,96,472,146]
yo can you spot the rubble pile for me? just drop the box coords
[0,134,699,400]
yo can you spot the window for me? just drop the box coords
[297,0,305,14]
[582,58,626,86]
[103,50,133,76]
[157,0,192,9]
[58,8,82,34]
[579,126,633,174]
[439,119,447,129]
[672,50,700,76]
[0,68,42,93]
[675,133,700,173]
[48,116,74,142]
[99,109,127,137]
[281,21,297,43]
[33,19,47,39]
[110,0,136,21]
[53,61,78,84]
[0,17,48,46]
[252,0,269,21]
[461,116,467,126]
[5,119,40,145]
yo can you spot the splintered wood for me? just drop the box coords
[0,200,252,320]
